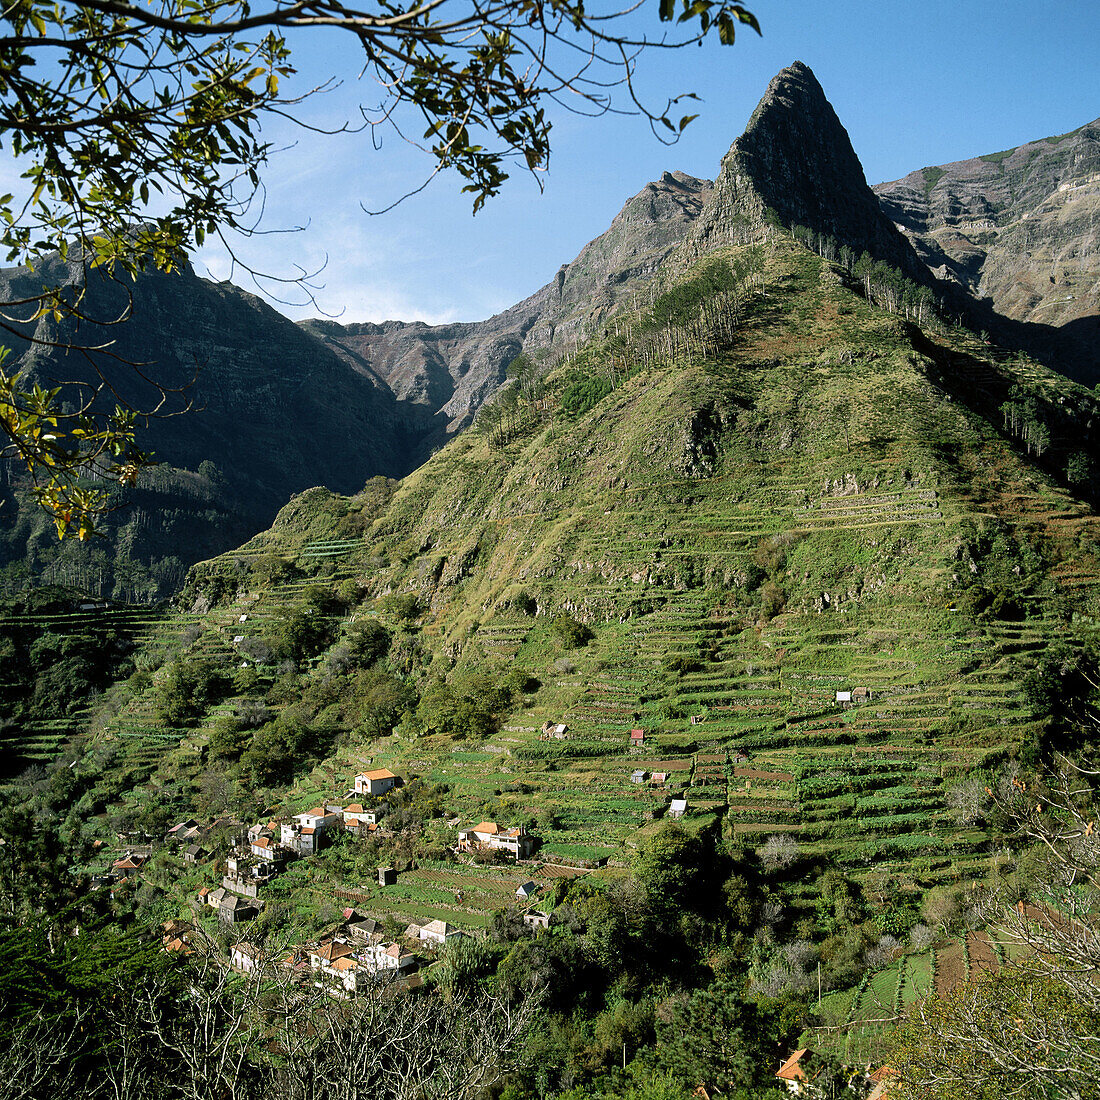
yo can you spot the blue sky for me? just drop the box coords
[195,0,1100,324]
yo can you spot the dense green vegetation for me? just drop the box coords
[4,234,1100,1097]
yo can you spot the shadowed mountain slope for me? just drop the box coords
[875,120,1100,381]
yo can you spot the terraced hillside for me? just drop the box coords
[47,235,1084,917]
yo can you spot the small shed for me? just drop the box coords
[630,769,647,784]
[668,798,688,819]
[523,910,551,930]
[630,728,645,747]
[835,690,852,707]
[516,881,539,900]
[378,866,397,887]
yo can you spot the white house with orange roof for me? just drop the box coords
[775,1049,832,1095]
[354,769,398,796]
[250,835,278,862]
[457,822,534,859]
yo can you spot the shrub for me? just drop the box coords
[551,614,592,649]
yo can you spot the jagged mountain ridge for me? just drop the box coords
[1,62,1096,600]
[300,170,713,444]
[874,120,1100,380]
[681,61,926,280]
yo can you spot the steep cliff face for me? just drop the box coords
[301,170,713,448]
[0,257,425,599]
[875,121,1100,379]
[682,62,926,279]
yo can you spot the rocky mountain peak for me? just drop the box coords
[683,62,924,278]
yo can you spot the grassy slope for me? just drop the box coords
[37,237,1100,941]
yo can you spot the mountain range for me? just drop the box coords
[0,63,1095,601]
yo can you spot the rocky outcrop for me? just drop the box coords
[682,61,926,279]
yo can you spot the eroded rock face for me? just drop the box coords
[875,121,1100,380]
[683,61,925,279]
[301,170,714,452]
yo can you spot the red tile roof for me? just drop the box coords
[777,1050,810,1082]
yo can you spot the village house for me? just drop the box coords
[457,821,535,859]
[165,819,200,842]
[414,919,467,946]
[668,798,688,819]
[775,1049,831,1096]
[250,835,279,861]
[277,806,341,855]
[630,728,645,748]
[247,821,279,844]
[541,721,569,740]
[230,942,263,974]
[364,940,416,973]
[345,913,382,941]
[836,687,872,708]
[523,910,551,930]
[112,852,147,874]
[866,1066,896,1100]
[161,919,197,956]
[306,936,415,994]
[354,769,398,797]
[219,895,259,924]
[343,804,385,833]
[515,881,539,900]
[294,806,342,831]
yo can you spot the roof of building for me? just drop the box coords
[329,956,358,971]
[252,836,273,849]
[361,768,397,781]
[344,803,364,814]
[303,806,325,817]
[776,1050,812,1082]
[311,939,354,962]
[422,919,454,936]
[470,821,499,835]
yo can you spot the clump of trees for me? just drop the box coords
[889,758,1100,1098]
